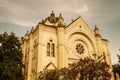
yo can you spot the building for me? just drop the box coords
[21,11,113,80]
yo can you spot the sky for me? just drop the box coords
[0,0,120,64]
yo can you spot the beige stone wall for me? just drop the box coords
[21,16,113,80]
[65,17,97,65]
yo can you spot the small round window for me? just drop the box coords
[75,43,84,54]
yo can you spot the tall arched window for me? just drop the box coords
[47,40,55,57]
[51,44,54,57]
[47,43,50,56]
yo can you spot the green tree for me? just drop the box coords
[0,32,24,80]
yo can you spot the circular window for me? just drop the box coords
[75,43,84,54]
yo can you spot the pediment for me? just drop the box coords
[65,16,95,38]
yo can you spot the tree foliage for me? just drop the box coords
[117,54,120,63]
[38,56,111,80]
[0,32,24,80]
[112,54,120,80]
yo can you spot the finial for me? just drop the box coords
[58,13,65,27]
[95,25,97,28]
[59,13,62,17]
[25,30,29,36]
[59,13,64,20]
[27,30,29,34]
[42,20,44,24]
[31,26,34,33]
[49,10,56,23]
[94,25,99,30]
[52,10,54,14]
[60,13,62,16]
[94,25,101,37]
[51,10,55,16]
[71,19,74,22]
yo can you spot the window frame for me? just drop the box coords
[47,40,55,57]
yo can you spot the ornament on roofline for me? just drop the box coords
[25,30,29,36]
[30,26,34,33]
[57,13,65,27]
[94,25,102,37]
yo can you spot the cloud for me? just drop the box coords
[0,0,120,28]
[0,0,92,26]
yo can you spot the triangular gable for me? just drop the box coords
[44,62,57,70]
[67,16,81,27]
[65,16,95,38]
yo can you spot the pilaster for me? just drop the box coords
[27,32,33,80]
[36,26,43,78]
[94,25,103,54]
[57,27,66,69]
[105,41,114,80]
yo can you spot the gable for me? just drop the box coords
[65,17,97,58]
[65,16,95,38]
[44,62,57,70]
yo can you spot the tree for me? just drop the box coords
[69,57,111,80]
[113,54,120,80]
[38,56,111,80]
[0,32,24,80]
[117,54,120,63]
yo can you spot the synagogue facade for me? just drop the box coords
[21,11,113,80]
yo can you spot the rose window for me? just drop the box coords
[75,43,84,54]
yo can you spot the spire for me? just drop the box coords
[58,13,65,27]
[25,30,29,36]
[30,26,34,33]
[51,10,55,16]
[94,25,99,31]
[49,10,56,23]
[59,13,64,20]
[94,25,101,37]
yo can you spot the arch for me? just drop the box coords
[46,39,55,57]
[44,62,57,70]
[65,29,97,57]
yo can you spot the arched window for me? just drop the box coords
[51,44,54,57]
[47,40,55,57]
[47,43,50,56]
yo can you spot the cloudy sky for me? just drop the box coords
[0,0,120,64]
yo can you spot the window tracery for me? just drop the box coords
[75,43,84,54]
[47,40,55,57]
